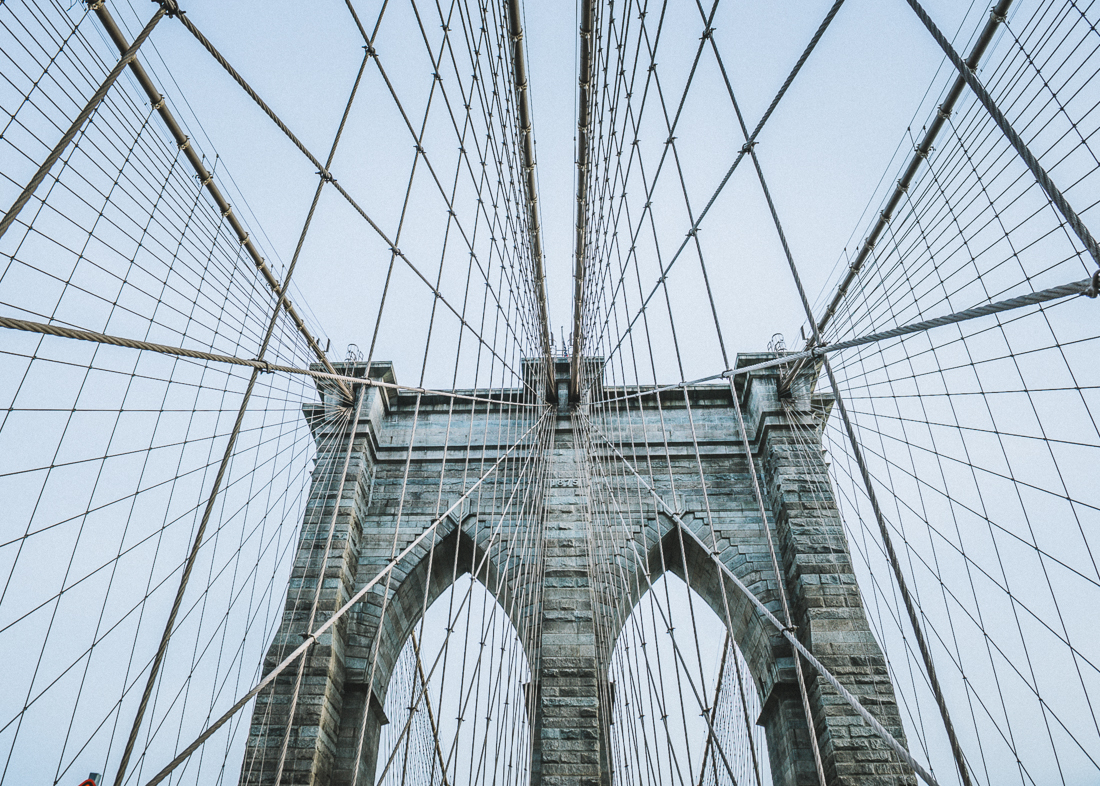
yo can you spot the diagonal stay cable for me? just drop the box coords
[591,274,1097,406]
[138,407,549,786]
[905,0,1100,269]
[807,0,1014,349]
[0,315,537,407]
[599,0,847,367]
[740,89,973,780]
[173,9,529,387]
[107,34,379,782]
[0,3,169,242]
[583,415,942,786]
[86,2,350,399]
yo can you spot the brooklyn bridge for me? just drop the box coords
[1,0,1098,785]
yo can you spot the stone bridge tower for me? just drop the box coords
[238,356,917,786]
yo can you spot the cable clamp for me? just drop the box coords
[177,136,191,152]
[238,232,249,246]
[256,359,273,374]
[221,205,233,218]
[915,144,930,159]
[151,96,166,111]
[701,27,714,40]
[160,0,182,17]
[199,173,213,187]
[782,624,798,635]
[686,227,698,238]
[364,46,377,57]
[1087,269,1100,298]
[740,141,757,154]
[991,8,1007,24]
[390,246,401,257]
[811,344,827,358]
[85,0,105,9]
[317,170,334,183]
[937,104,952,121]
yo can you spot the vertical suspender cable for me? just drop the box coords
[503,0,556,400]
[569,0,596,401]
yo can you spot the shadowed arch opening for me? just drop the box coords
[351,517,534,709]
[607,571,774,786]
[604,513,790,709]
[375,573,532,786]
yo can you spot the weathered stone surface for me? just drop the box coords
[239,357,915,786]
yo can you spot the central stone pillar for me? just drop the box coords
[530,410,610,785]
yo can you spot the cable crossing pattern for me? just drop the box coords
[1,1,1099,785]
